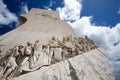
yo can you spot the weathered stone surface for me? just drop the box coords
[0,8,115,80]
[13,48,114,80]
[54,47,62,61]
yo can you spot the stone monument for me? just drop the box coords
[0,8,115,80]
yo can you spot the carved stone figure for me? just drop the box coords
[33,45,49,69]
[62,49,69,60]
[53,47,62,62]
[0,50,12,79]
[2,57,17,80]
[21,42,33,68]
[0,45,5,57]
[15,45,24,65]
[41,45,49,65]
[33,40,42,65]
[48,46,54,64]
[84,35,98,49]
[34,40,41,51]
[49,37,59,48]
[8,45,25,79]
[0,66,3,78]
[0,46,19,80]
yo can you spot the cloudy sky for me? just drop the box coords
[0,0,120,79]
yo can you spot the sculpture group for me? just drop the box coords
[0,36,97,80]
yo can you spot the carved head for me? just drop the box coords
[27,42,32,46]
[35,40,39,43]
[52,36,55,41]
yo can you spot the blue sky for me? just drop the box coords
[0,0,120,79]
[81,0,120,27]
[0,0,120,34]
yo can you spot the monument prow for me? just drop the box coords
[0,8,76,50]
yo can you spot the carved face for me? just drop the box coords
[27,42,32,46]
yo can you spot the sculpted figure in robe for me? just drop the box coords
[31,40,43,69]
[33,45,49,69]
[0,46,19,80]
[21,42,33,69]
[0,44,5,58]
[48,45,54,64]
[52,46,62,63]
[33,40,42,64]
[15,45,24,66]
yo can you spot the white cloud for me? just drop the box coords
[56,0,82,21]
[48,8,52,10]
[56,0,120,78]
[0,0,18,25]
[118,8,120,14]
[21,4,28,14]
[44,0,54,9]
[20,2,29,14]
[71,16,120,59]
